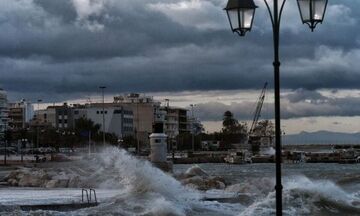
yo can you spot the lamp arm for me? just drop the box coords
[263,0,287,27]
[278,0,287,25]
[264,0,275,28]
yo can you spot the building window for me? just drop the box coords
[74,110,79,115]
[97,111,99,114]
[155,139,161,143]
[114,109,122,114]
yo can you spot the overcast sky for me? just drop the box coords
[1,0,359,134]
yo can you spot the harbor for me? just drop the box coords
[0,150,359,215]
[1,0,360,215]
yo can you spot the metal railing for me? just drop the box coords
[82,188,97,204]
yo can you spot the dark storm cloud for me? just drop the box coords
[34,0,78,23]
[0,0,359,102]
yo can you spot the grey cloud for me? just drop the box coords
[0,0,359,102]
[285,89,327,103]
[193,89,360,121]
[34,0,78,23]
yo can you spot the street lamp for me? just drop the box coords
[190,104,196,151]
[36,99,42,149]
[298,0,328,31]
[99,86,106,147]
[224,0,328,215]
[224,0,257,36]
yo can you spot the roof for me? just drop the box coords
[225,0,258,10]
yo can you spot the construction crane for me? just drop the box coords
[248,82,268,155]
[249,82,268,134]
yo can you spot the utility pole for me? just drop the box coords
[224,1,328,214]
[99,86,106,147]
[36,99,42,149]
[190,104,196,152]
[136,102,140,154]
[88,131,91,157]
[165,99,174,160]
[3,130,7,165]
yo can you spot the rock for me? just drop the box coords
[7,178,18,186]
[225,183,260,194]
[216,181,226,190]
[204,179,226,190]
[209,176,226,185]
[4,171,20,181]
[45,179,69,188]
[185,183,200,190]
[18,174,38,187]
[181,176,204,185]
[173,173,187,180]
[181,176,206,190]
[17,169,50,187]
[181,176,226,191]
[68,176,81,188]
[184,165,209,178]
[178,166,228,191]
[56,179,69,188]
[45,180,58,188]
[16,172,25,181]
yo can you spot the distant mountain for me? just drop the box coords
[283,130,360,145]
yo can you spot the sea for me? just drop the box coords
[0,147,359,216]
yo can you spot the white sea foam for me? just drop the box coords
[79,147,201,215]
[239,175,360,216]
[1,147,359,216]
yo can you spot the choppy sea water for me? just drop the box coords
[0,148,359,216]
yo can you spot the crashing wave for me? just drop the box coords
[239,175,360,216]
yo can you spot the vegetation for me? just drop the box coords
[221,111,248,148]
[5,117,120,151]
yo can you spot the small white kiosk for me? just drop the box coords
[149,133,167,162]
[149,107,173,172]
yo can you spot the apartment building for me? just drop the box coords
[73,105,134,138]
[8,100,34,129]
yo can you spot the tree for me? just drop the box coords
[74,118,119,146]
[222,111,238,133]
[252,120,275,137]
[250,120,275,155]
[221,111,248,147]
[74,118,101,136]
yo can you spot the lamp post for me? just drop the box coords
[36,99,42,149]
[190,104,196,151]
[165,99,175,159]
[99,86,106,147]
[224,0,328,215]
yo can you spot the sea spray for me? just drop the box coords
[79,147,201,215]
[1,152,359,215]
[239,175,360,216]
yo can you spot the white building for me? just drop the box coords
[113,93,160,148]
[8,99,34,129]
[162,107,180,139]
[73,105,134,138]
